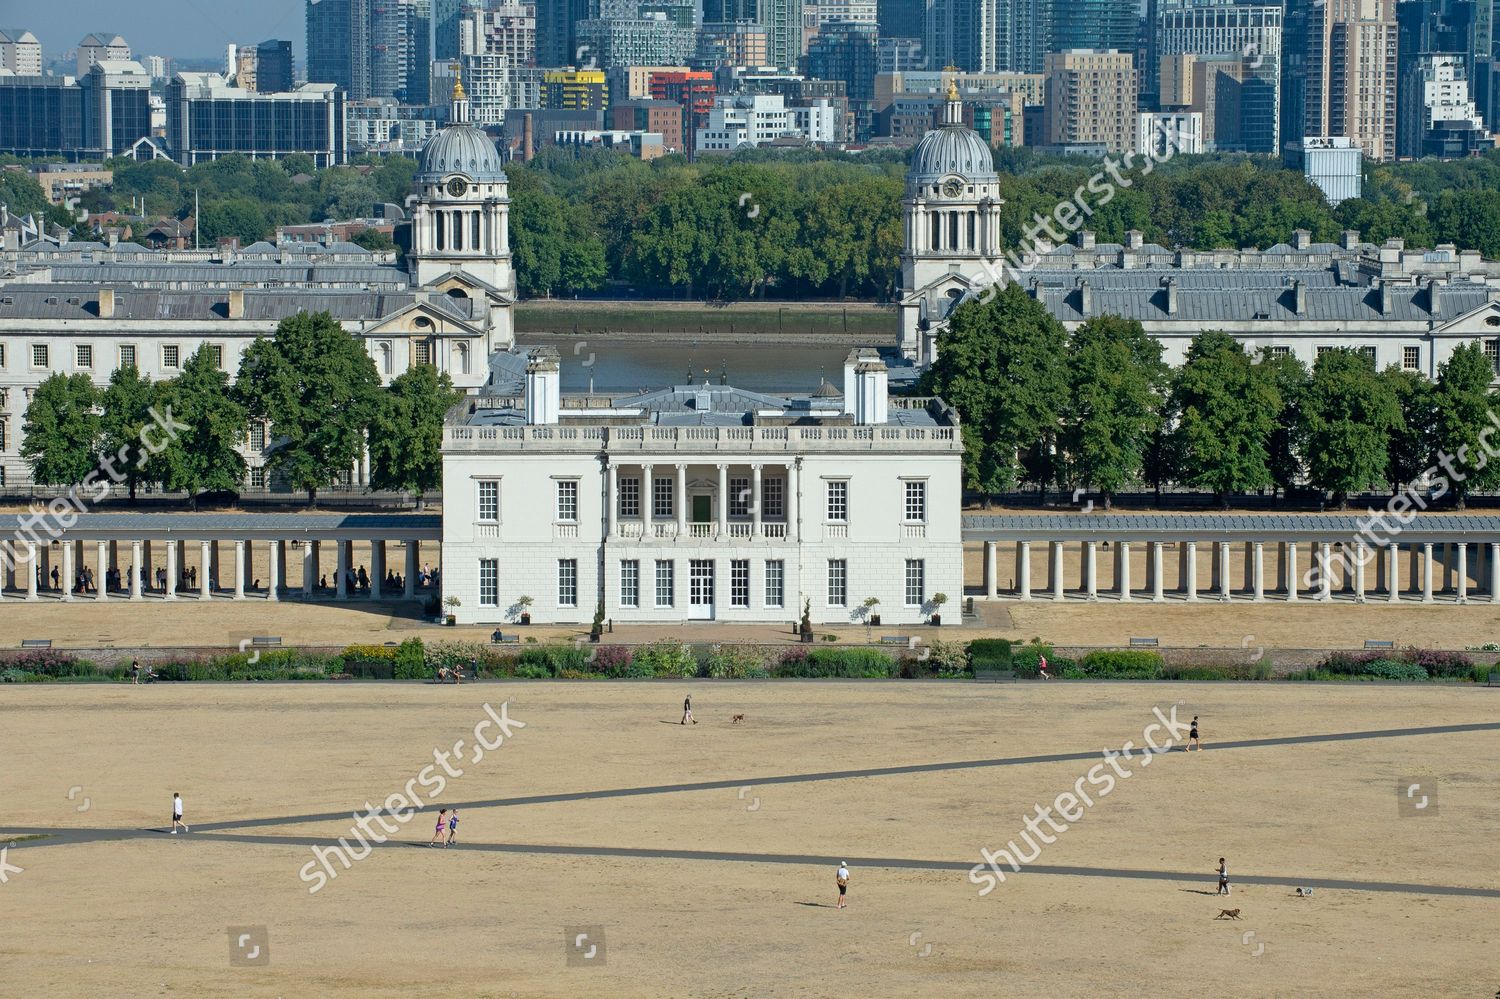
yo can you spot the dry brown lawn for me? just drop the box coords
[2,682,1496,997]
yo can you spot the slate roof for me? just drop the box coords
[1,512,441,539]
[0,284,475,323]
[962,512,1500,542]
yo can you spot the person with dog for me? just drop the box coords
[836,862,850,909]
[1217,857,1229,895]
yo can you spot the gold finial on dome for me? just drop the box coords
[452,73,467,102]
[946,77,959,102]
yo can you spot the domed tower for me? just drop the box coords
[897,81,1004,364]
[407,75,515,300]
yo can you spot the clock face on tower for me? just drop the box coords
[942,179,963,198]
[446,177,469,198]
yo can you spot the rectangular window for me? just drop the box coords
[905,559,925,606]
[1358,345,1377,366]
[618,476,640,518]
[162,344,180,368]
[765,559,784,608]
[762,477,784,518]
[1270,345,1291,358]
[1403,346,1421,371]
[826,480,848,522]
[249,466,265,488]
[415,339,432,366]
[653,476,674,518]
[250,423,266,450]
[730,559,749,607]
[75,344,92,368]
[904,480,927,522]
[729,476,750,517]
[828,559,847,606]
[557,558,577,607]
[477,479,499,521]
[31,344,48,368]
[1316,345,1335,358]
[556,479,578,522]
[0,421,6,451]
[1486,339,1500,373]
[655,559,675,607]
[119,344,136,368]
[0,344,6,368]
[479,558,499,607]
[209,343,224,369]
[620,559,639,607]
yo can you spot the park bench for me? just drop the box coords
[974,667,1017,683]
[1489,672,1500,687]
[879,635,912,646]
[20,638,51,649]
[490,631,520,645]
[1363,639,1395,651]
[1129,637,1159,648]
[251,636,281,648]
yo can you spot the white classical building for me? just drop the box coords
[441,349,964,625]
[0,77,515,490]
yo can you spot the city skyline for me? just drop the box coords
[12,0,308,61]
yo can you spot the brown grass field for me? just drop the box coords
[2,681,1496,998]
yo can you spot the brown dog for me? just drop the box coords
[1215,909,1242,920]
[731,713,745,724]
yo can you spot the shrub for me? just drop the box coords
[517,646,588,678]
[778,648,897,678]
[392,637,428,679]
[1010,643,1053,678]
[1,667,30,683]
[1405,648,1473,679]
[514,663,549,679]
[1363,659,1429,681]
[968,639,1011,672]
[558,669,605,680]
[634,641,698,678]
[705,645,769,679]
[927,640,972,678]
[1,650,97,678]
[591,645,633,678]
[1080,650,1163,679]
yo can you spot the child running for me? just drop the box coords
[445,809,459,847]
[430,808,448,847]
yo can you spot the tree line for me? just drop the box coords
[20,313,461,508]
[923,286,1500,510]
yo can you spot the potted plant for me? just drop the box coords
[799,597,814,644]
[929,592,948,627]
[862,596,881,628]
[443,594,461,627]
[589,600,605,643]
[517,595,533,626]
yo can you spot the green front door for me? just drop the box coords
[692,494,712,523]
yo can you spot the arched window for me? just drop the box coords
[435,212,445,251]
[455,341,470,375]
[471,212,481,251]
[378,342,392,375]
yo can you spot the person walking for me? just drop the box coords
[1217,857,1229,895]
[681,695,696,725]
[445,809,459,847]
[836,862,850,909]
[1187,715,1201,751]
[171,792,188,833]
[131,659,141,685]
[430,809,448,847]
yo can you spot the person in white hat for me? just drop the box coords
[836,862,850,909]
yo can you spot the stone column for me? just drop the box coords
[199,541,212,600]
[336,540,349,599]
[1388,543,1401,602]
[676,463,687,537]
[61,541,74,601]
[1286,542,1299,601]
[1217,542,1231,601]
[1151,542,1165,602]
[24,542,37,600]
[607,463,619,539]
[267,541,280,602]
[1252,542,1265,601]
[984,541,998,599]
[1184,542,1198,601]
[1422,543,1434,603]
[788,462,800,542]
[1457,543,1469,603]
[1354,543,1367,602]
[166,541,177,600]
[1084,541,1098,600]
[404,541,418,599]
[97,541,108,600]
[1491,543,1500,603]
[234,541,246,599]
[303,541,317,596]
[129,541,142,600]
[716,463,728,538]
[642,462,654,535]
[369,540,384,601]
[1117,541,1131,601]
[1051,541,1064,601]
[751,464,763,538]
[1018,541,1032,600]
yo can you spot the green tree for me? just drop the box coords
[98,365,159,502]
[921,283,1068,500]
[349,227,396,253]
[151,346,248,508]
[1382,366,1436,490]
[237,311,382,508]
[197,197,270,245]
[368,365,462,509]
[1302,348,1404,508]
[21,373,100,487]
[1060,315,1166,509]
[1431,340,1500,508]
[1259,348,1310,497]
[1171,332,1282,507]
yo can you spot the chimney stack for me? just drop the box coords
[1292,229,1311,251]
[1341,229,1360,251]
[1379,281,1394,316]
[843,347,876,416]
[1428,278,1442,316]
[1125,229,1143,250]
[1293,279,1306,316]
[523,113,535,162]
[227,289,245,319]
[1162,276,1178,316]
[853,359,889,426]
[1077,230,1095,250]
[1077,279,1092,315]
[525,347,561,425]
[97,287,115,319]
